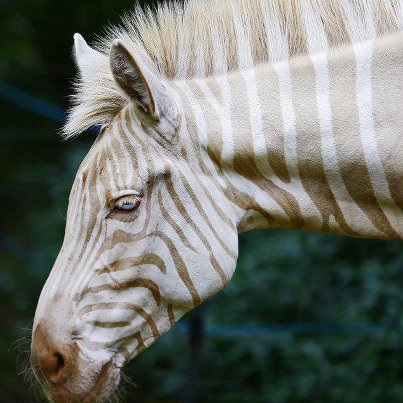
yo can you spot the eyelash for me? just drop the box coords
[107,195,141,220]
[114,196,139,212]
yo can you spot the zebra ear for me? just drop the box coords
[110,39,172,121]
[73,33,105,78]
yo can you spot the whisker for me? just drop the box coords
[12,322,48,401]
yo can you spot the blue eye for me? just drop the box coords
[118,202,136,211]
[114,196,139,212]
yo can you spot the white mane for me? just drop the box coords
[64,0,403,137]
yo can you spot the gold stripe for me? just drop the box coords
[134,332,146,354]
[177,168,237,260]
[371,33,403,214]
[96,230,147,257]
[167,305,176,326]
[327,41,399,238]
[78,302,160,339]
[64,151,104,291]
[193,174,237,230]
[88,320,131,328]
[224,180,275,228]
[255,63,291,183]
[82,278,162,306]
[164,167,229,284]
[151,230,201,307]
[190,80,224,166]
[291,51,355,235]
[96,255,167,274]
[157,189,197,253]
[228,68,305,229]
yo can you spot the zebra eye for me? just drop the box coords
[114,195,140,212]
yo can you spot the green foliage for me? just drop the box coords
[0,0,402,402]
[122,231,403,403]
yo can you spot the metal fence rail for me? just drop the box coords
[0,82,66,122]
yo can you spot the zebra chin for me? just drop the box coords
[31,322,124,403]
[47,363,121,403]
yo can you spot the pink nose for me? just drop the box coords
[31,323,70,385]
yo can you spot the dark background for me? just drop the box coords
[1,1,403,402]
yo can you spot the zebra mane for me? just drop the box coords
[64,0,403,137]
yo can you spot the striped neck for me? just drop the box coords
[173,31,403,239]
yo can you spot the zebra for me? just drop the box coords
[30,0,403,401]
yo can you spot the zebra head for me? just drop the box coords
[30,36,239,402]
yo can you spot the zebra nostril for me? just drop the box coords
[31,323,70,384]
[38,349,68,383]
[52,352,65,376]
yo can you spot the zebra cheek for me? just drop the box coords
[162,250,236,308]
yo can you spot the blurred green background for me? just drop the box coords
[1,1,403,402]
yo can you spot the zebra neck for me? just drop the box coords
[174,31,403,239]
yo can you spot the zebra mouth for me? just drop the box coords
[81,358,121,403]
[85,348,131,403]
